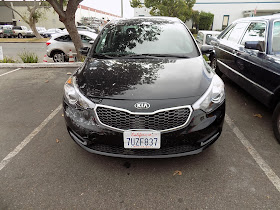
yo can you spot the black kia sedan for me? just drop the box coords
[209,15,280,143]
[63,17,225,158]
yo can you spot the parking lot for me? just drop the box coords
[0,66,280,209]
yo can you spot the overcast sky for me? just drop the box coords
[80,0,135,18]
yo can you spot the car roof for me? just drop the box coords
[233,14,280,23]
[51,30,98,39]
[109,16,182,25]
[198,30,221,35]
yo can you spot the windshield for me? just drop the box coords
[93,19,199,58]
[272,21,280,53]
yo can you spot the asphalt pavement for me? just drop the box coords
[0,67,280,209]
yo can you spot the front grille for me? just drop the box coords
[95,105,191,131]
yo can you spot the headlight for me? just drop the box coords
[64,76,95,109]
[192,75,225,113]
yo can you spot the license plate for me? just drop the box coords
[123,130,161,149]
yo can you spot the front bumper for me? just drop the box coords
[63,100,225,158]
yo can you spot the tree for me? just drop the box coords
[198,11,214,30]
[191,10,199,32]
[46,0,83,59]
[2,0,49,38]
[130,0,196,22]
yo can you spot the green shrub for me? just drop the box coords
[0,56,16,63]
[19,51,38,63]
[203,55,209,61]
[199,11,214,30]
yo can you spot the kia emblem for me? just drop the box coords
[134,102,150,109]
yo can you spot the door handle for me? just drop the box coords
[233,50,241,56]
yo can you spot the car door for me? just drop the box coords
[215,22,249,76]
[55,34,75,54]
[236,21,275,106]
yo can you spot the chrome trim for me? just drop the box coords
[94,104,193,133]
[216,45,280,77]
[272,19,280,54]
[217,60,274,95]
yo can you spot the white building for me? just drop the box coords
[134,0,280,31]
[0,1,120,29]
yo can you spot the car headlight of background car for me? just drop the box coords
[64,76,95,109]
[192,75,225,113]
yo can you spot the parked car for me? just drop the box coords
[0,25,3,38]
[63,26,96,33]
[36,27,46,36]
[1,25,14,38]
[42,28,62,38]
[196,30,221,47]
[46,30,98,62]
[62,17,226,158]
[77,25,96,33]
[25,29,32,37]
[209,14,280,143]
[12,26,29,38]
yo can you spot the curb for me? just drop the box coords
[0,42,46,43]
[0,62,83,68]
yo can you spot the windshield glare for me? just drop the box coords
[94,21,199,58]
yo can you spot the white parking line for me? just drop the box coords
[0,68,21,77]
[0,104,62,172]
[225,114,280,193]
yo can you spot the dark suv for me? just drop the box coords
[209,14,280,143]
[63,17,225,158]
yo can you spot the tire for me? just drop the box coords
[52,51,67,62]
[210,55,223,77]
[272,102,280,144]
[18,33,23,38]
[0,33,3,38]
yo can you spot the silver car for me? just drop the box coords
[46,31,98,62]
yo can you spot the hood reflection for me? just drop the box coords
[77,58,174,98]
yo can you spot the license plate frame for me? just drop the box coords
[123,130,161,149]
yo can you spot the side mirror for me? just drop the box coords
[79,47,89,56]
[201,45,214,54]
[245,41,265,52]
[89,40,95,44]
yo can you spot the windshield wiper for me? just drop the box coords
[121,54,189,58]
[92,53,114,59]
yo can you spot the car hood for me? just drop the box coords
[76,56,214,102]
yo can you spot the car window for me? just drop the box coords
[196,32,204,43]
[81,35,92,43]
[240,22,266,45]
[272,21,280,53]
[55,35,71,42]
[226,22,248,43]
[12,26,21,30]
[94,21,199,57]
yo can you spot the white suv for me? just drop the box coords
[46,30,98,62]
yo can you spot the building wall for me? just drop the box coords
[0,2,120,29]
[12,7,64,29]
[192,0,280,31]
[134,0,280,31]
[76,5,120,23]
